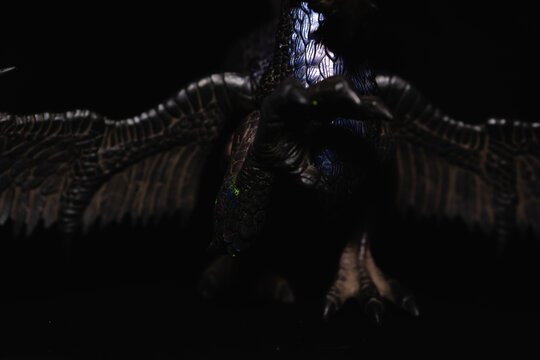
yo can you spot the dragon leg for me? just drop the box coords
[323,231,419,325]
[198,254,295,303]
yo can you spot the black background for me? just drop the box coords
[1,1,539,358]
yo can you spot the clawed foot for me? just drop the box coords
[199,232,417,328]
[198,254,295,304]
[323,232,419,325]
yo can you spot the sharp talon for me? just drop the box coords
[331,80,362,106]
[358,96,394,121]
[0,66,16,75]
[299,165,321,188]
[365,299,385,327]
[325,234,418,325]
[344,85,362,107]
[322,300,337,321]
[371,101,394,121]
[402,296,420,317]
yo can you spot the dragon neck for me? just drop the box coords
[288,2,342,87]
[287,1,375,94]
[258,1,375,99]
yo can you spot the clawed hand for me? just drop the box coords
[253,76,392,188]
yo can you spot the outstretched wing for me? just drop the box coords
[0,73,255,236]
[376,74,540,242]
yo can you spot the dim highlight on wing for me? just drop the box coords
[376,74,540,242]
[0,73,255,236]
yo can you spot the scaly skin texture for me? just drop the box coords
[1,0,539,325]
[0,73,256,236]
[208,0,540,323]
[213,111,275,255]
[212,0,389,254]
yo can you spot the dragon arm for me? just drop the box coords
[213,111,275,255]
[212,76,384,255]
[376,73,540,244]
[0,73,255,236]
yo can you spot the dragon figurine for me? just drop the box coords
[1,0,539,326]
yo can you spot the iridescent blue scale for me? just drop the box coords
[288,2,375,184]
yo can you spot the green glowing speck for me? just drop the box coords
[312,100,318,106]
[233,187,240,196]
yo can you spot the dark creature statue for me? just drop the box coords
[1,0,539,325]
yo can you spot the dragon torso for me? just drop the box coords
[275,1,382,191]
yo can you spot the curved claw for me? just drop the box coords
[322,301,336,321]
[324,233,419,325]
[309,76,362,117]
[308,76,394,121]
[386,278,421,317]
[401,296,420,317]
[322,293,341,321]
[364,298,385,327]
[0,66,16,76]
[358,96,394,121]
[298,163,324,189]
